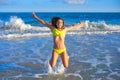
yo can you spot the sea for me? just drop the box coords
[0,12,120,80]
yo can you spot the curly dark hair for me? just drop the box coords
[51,16,64,28]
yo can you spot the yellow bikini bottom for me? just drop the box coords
[53,48,66,54]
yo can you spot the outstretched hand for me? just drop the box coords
[32,12,37,18]
[80,21,85,26]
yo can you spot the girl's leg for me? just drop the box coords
[60,50,69,68]
[49,50,58,68]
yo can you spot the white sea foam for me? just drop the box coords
[34,73,83,80]
[0,17,120,39]
[64,73,83,80]
[118,48,120,52]
[0,32,51,38]
[5,16,31,30]
[56,60,65,74]
[83,20,120,31]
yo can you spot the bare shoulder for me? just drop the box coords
[64,27,68,32]
[46,24,54,30]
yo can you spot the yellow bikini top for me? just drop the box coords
[51,28,65,37]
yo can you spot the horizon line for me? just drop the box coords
[0,11,120,13]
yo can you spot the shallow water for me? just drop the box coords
[0,33,120,80]
[0,12,120,80]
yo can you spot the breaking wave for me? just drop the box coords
[0,16,120,38]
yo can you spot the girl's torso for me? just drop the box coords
[51,28,66,49]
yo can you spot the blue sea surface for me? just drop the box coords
[0,12,120,80]
[0,12,120,25]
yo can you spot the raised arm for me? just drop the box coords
[65,21,84,31]
[32,12,53,29]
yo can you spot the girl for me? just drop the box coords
[32,12,84,68]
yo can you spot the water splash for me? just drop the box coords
[45,59,65,75]
[5,16,31,30]
[56,61,65,74]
